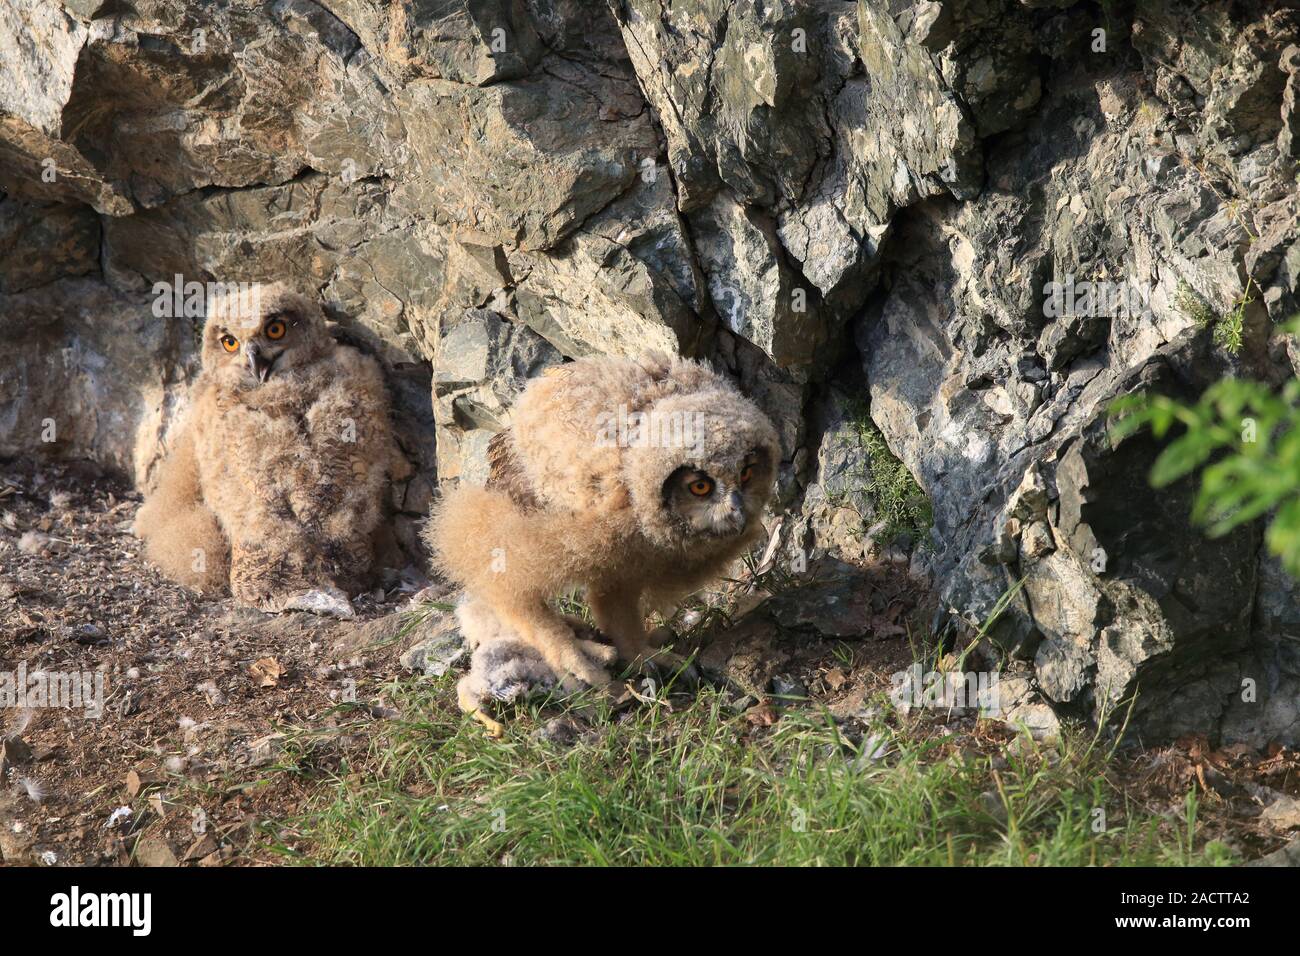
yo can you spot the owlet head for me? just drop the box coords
[201,282,333,388]
[622,387,781,550]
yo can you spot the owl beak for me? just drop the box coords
[726,490,746,529]
[244,343,276,383]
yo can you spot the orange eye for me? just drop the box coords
[740,464,755,484]
[688,478,714,497]
[220,334,239,353]
[264,319,286,340]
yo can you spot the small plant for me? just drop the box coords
[554,591,595,626]
[1175,279,1252,356]
[1215,285,1253,355]
[838,401,933,548]
[1174,280,1216,327]
[1110,320,1300,576]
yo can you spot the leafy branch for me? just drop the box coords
[1108,323,1300,575]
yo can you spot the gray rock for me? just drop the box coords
[432,309,562,485]
[996,676,1062,743]
[3,0,1299,750]
[507,171,705,360]
[692,191,824,373]
[1248,836,1300,867]
[400,65,657,252]
[399,615,467,678]
[322,0,544,86]
[770,674,809,699]
[0,734,32,778]
[850,1,1300,744]
[765,561,876,639]
[282,587,356,620]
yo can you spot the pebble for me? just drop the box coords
[770,674,809,699]
[72,623,105,645]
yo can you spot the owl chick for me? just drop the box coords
[135,282,400,613]
[427,352,781,689]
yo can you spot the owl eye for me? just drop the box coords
[220,334,239,353]
[688,477,714,497]
[740,464,755,484]
[264,319,287,340]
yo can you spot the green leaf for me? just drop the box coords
[1267,497,1300,578]
[1149,431,1218,487]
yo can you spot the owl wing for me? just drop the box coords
[486,431,543,511]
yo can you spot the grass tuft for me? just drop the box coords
[264,680,1233,867]
[1176,279,1249,356]
[841,404,933,547]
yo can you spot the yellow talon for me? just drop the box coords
[472,709,505,738]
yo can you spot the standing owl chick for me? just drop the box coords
[135,283,400,613]
[427,352,781,689]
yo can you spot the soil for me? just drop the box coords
[1,458,1297,866]
[0,459,420,866]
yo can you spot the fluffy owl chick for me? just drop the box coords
[427,352,781,689]
[135,283,399,612]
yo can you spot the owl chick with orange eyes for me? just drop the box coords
[135,282,402,615]
[427,352,781,690]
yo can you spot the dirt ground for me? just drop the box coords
[0,459,426,866]
[1,459,1298,866]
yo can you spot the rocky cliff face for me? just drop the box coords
[2,0,1298,745]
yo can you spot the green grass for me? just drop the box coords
[1176,280,1249,356]
[263,680,1233,867]
[833,402,933,548]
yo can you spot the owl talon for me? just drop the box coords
[576,638,619,667]
[471,709,506,738]
[568,660,613,691]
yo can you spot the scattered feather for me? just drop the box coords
[6,707,34,736]
[16,776,45,803]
